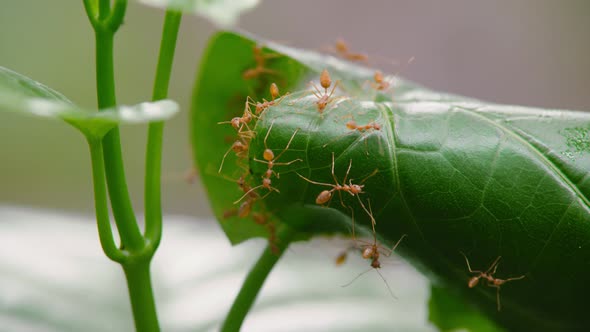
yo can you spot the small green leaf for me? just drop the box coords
[0,67,179,140]
[429,285,505,332]
[139,0,259,26]
[191,32,590,331]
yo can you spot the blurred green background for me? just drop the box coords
[1,0,589,217]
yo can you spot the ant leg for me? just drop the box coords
[341,268,397,299]
[234,184,263,204]
[296,172,335,187]
[342,158,353,184]
[259,187,280,200]
[504,275,526,282]
[330,152,342,186]
[487,256,502,275]
[257,67,280,76]
[380,234,407,257]
[327,80,340,98]
[495,286,502,311]
[311,82,323,97]
[337,189,346,208]
[357,196,376,236]
[325,189,336,207]
[321,131,354,148]
[272,158,303,167]
[360,168,379,184]
[375,268,397,299]
[218,144,235,173]
[273,128,300,161]
[341,268,372,288]
[263,120,276,150]
[349,206,358,243]
[460,252,483,274]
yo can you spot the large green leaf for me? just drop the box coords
[191,32,590,331]
[0,66,179,140]
[139,0,259,26]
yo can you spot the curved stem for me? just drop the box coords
[105,0,127,31]
[94,20,144,252]
[88,138,127,263]
[123,262,160,332]
[144,11,182,251]
[82,0,99,28]
[221,226,295,332]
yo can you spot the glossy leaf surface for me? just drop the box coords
[191,32,590,331]
[0,67,179,140]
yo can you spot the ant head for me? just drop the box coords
[371,257,381,269]
[315,190,332,205]
[230,117,241,129]
[468,276,480,288]
[232,140,247,153]
[335,39,348,52]
[263,148,274,161]
[317,99,328,112]
[270,83,280,100]
[350,184,363,194]
[374,70,384,83]
[262,177,272,189]
[373,122,381,130]
[320,69,332,89]
[237,176,246,187]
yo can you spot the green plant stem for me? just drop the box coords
[94,12,144,253]
[145,10,182,250]
[88,138,126,263]
[123,262,160,332]
[221,226,296,332]
[98,0,110,20]
[88,2,162,331]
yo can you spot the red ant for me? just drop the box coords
[341,233,407,298]
[311,69,339,116]
[332,39,369,63]
[461,252,526,311]
[252,213,280,254]
[218,99,257,133]
[346,119,381,132]
[370,70,391,91]
[218,173,260,218]
[242,45,281,80]
[218,138,249,173]
[296,152,378,237]
[234,122,302,203]
[249,83,286,115]
[322,117,384,156]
